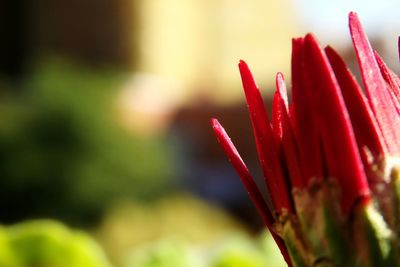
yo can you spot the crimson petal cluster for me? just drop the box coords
[211,12,400,267]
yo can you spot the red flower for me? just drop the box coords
[211,12,400,266]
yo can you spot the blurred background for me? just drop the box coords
[0,0,399,266]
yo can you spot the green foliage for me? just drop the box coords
[96,194,245,264]
[123,239,204,267]
[211,236,267,267]
[0,227,20,267]
[95,195,285,267]
[0,58,174,225]
[120,234,286,267]
[0,220,111,267]
[211,234,286,267]
[0,198,286,267]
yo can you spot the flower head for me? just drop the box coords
[212,12,400,266]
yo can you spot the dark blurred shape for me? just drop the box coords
[0,0,31,78]
[0,0,137,82]
[34,0,137,68]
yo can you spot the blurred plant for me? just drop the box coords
[211,234,283,267]
[123,238,203,267]
[0,220,111,267]
[121,234,285,267]
[212,12,400,266]
[96,194,245,265]
[0,57,174,225]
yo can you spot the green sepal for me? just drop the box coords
[281,217,309,267]
[389,164,400,265]
[351,202,395,267]
[293,180,353,266]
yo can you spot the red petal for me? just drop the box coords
[210,118,293,266]
[211,118,274,226]
[238,60,293,213]
[349,12,400,156]
[276,73,289,108]
[325,46,386,159]
[272,79,284,155]
[374,51,400,115]
[273,73,304,189]
[291,38,324,184]
[272,82,284,142]
[272,72,289,141]
[393,75,400,102]
[303,34,370,214]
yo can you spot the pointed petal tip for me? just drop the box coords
[238,59,260,100]
[275,72,288,104]
[211,118,224,134]
[304,33,320,48]
[349,11,361,30]
[275,72,284,87]
[349,11,359,24]
[304,33,313,39]
[210,117,219,127]
[349,11,358,18]
[276,72,284,81]
[211,119,232,147]
[238,60,251,78]
[238,59,248,70]
[292,37,304,43]
[325,45,334,52]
